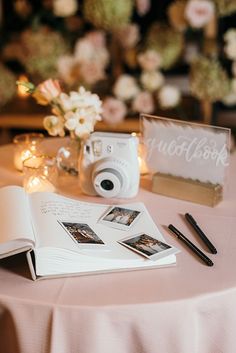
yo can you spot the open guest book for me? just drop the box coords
[0,186,179,280]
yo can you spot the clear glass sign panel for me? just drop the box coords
[140,114,231,186]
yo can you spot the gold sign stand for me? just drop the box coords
[152,173,223,207]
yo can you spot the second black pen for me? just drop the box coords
[185,213,217,254]
[168,224,214,267]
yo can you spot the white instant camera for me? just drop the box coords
[79,132,140,198]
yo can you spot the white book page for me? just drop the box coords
[28,192,177,275]
[0,186,35,254]
[34,248,176,276]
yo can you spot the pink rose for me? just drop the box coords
[33,79,62,105]
[75,37,109,69]
[86,31,106,48]
[102,97,127,125]
[115,24,140,49]
[132,91,154,113]
[136,0,151,16]
[185,0,215,29]
[57,55,79,86]
[80,62,106,85]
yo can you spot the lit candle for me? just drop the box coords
[138,143,149,175]
[14,149,33,171]
[24,176,56,193]
[13,133,44,171]
[132,132,149,175]
[138,156,149,175]
[23,155,58,193]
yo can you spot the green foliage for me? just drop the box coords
[0,64,16,107]
[83,0,134,31]
[190,56,230,102]
[145,24,184,70]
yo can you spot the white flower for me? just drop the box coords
[224,30,236,60]
[43,115,65,136]
[137,50,162,71]
[113,74,140,101]
[224,29,236,43]
[140,71,164,92]
[222,92,236,106]
[60,87,103,138]
[185,0,215,29]
[225,41,236,61]
[102,97,127,125]
[64,110,95,138]
[76,87,103,118]
[132,91,154,113]
[58,87,103,119]
[58,93,75,111]
[53,0,78,17]
[158,85,181,109]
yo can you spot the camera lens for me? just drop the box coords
[100,179,114,191]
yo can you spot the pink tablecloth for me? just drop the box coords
[0,139,236,353]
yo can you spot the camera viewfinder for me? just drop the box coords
[92,140,102,157]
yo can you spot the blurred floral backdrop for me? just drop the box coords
[0,0,236,126]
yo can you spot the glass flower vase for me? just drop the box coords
[56,136,81,177]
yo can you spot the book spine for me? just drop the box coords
[26,250,38,281]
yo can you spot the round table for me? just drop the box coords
[0,139,236,353]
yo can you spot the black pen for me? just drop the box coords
[185,213,217,254]
[168,224,214,267]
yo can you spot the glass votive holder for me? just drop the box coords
[13,133,44,171]
[23,155,58,193]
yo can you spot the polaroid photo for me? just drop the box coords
[99,206,142,231]
[58,221,105,247]
[118,233,179,261]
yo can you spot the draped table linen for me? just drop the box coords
[0,139,236,353]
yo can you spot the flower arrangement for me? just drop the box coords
[102,52,182,126]
[17,79,103,140]
[57,30,110,88]
[0,0,236,128]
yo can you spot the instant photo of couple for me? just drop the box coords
[118,233,174,261]
[101,206,141,229]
